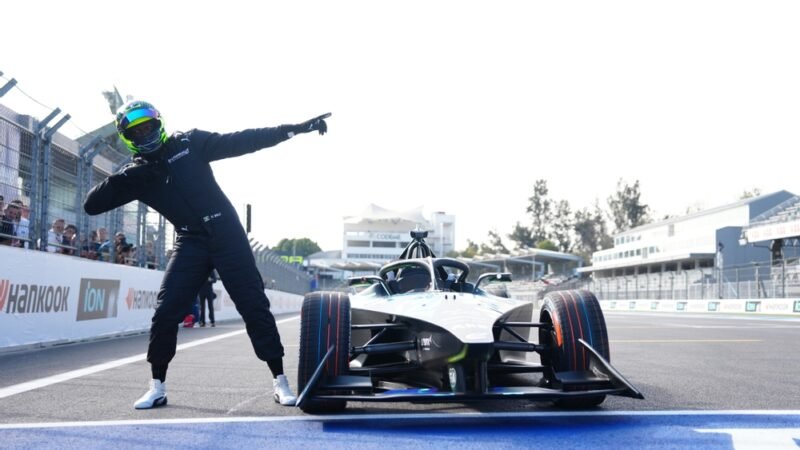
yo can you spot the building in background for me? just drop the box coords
[583,190,797,279]
[342,204,455,262]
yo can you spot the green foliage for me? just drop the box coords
[526,179,552,243]
[573,200,612,262]
[480,229,509,255]
[535,239,558,251]
[274,238,321,257]
[459,239,479,258]
[550,199,573,253]
[507,222,536,249]
[607,179,651,233]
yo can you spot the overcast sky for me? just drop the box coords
[2,1,799,251]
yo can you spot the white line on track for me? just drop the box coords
[611,339,762,343]
[0,315,300,400]
[1,410,799,430]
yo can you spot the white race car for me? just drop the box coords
[296,231,643,413]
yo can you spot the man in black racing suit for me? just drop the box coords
[84,100,330,409]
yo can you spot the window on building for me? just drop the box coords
[347,240,370,247]
[372,241,396,248]
[668,224,675,237]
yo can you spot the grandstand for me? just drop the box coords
[566,191,800,301]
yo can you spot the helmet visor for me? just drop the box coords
[118,106,160,132]
[122,119,160,141]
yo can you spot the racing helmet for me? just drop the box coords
[115,100,168,155]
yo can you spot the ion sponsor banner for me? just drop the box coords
[76,279,120,321]
[745,301,761,312]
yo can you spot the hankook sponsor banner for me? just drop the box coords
[0,246,301,350]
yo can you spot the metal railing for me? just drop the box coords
[1,100,312,295]
[529,257,800,300]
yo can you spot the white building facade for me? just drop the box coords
[342,204,455,262]
[585,190,797,278]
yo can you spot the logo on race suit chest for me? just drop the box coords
[167,148,190,164]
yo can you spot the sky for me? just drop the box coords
[2,1,799,251]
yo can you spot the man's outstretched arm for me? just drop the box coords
[84,163,146,215]
[201,113,331,162]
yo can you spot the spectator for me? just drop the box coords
[62,224,78,255]
[46,218,66,253]
[114,232,133,264]
[198,270,218,327]
[0,203,21,246]
[9,200,30,249]
[97,227,111,260]
[145,241,157,269]
[81,229,99,260]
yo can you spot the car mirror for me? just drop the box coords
[474,272,512,291]
[348,275,384,287]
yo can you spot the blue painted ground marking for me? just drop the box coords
[2,411,799,449]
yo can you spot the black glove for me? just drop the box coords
[292,113,331,136]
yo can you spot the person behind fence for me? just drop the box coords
[81,229,99,260]
[84,100,330,409]
[0,202,21,246]
[198,269,218,327]
[96,227,111,260]
[10,199,30,249]
[46,218,65,253]
[114,232,133,264]
[62,224,78,255]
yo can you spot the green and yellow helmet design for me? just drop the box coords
[115,100,168,155]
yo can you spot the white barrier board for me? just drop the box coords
[599,297,800,315]
[0,246,302,350]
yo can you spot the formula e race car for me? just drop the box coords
[295,231,643,413]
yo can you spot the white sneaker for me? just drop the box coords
[134,379,168,409]
[272,374,297,406]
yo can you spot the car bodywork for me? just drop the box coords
[296,231,643,411]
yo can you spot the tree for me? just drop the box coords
[526,179,552,243]
[536,239,558,251]
[459,240,479,258]
[550,199,573,253]
[607,179,650,233]
[274,238,321,257]
[573,200,613,261]
[480,229,509,255]
[507,222,536,249]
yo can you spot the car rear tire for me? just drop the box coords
[539,289,609,408]
[298,291,351,413]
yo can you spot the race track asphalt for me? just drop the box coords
[1,311,799,425]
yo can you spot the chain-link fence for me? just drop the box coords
[0,103,173,268]
[1,100,312,295]
[534,257,800,300]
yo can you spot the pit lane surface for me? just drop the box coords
[1,312,799,448]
